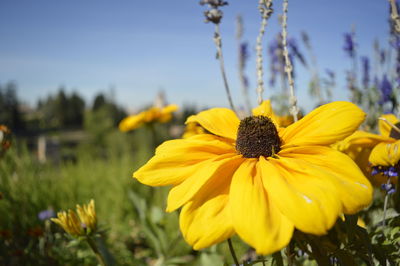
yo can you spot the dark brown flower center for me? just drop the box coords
[236,116,281,158]
[389,122,400,140]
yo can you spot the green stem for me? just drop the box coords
[227,238,240,266]
[383,178,391,227]
[286,241,295,266]
[272,251,284,266]
[86,236,107,266]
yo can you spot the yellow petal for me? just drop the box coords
[280,101,365,147]
[186,108,240,140]
[134,135,235,186]
[229,159,294,254]
[378,114,399,137]
[369,140,400,166]
[252,100,274,117]
[279,146,372,214]
[260,156,342,235]
[252,100,282,127]
[118,112,146,132]
[334,131,393,151]
[167,154,244,212]
[179,175,234,250]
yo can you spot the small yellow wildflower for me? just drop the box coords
[51,199,97,237]
[119,104,178,132]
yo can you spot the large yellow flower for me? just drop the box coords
[119,104,178,132]
[134,101,372,254]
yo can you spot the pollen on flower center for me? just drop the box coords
[236,116,281,158]
[389,122,400,139]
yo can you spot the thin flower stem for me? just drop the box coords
[286,241,295,266]
[281,0,299,122]
[383,193,389,227]
[256,0,273,105]
[214,24,237,113]
[227,238,240,266]
[379,117,400,133]
[272,251,284,266]
[86,236,107,266]
[383,178,391,227]
[389,0,400,34]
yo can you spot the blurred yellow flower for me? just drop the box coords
[119,104,178,132]
[332,130,392,186]
[369,114,400,167]
[134,101,372,255]
[51,199,97,237]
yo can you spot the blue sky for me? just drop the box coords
[0,0,390,112]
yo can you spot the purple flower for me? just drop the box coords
[343,32,356,58]
[378,75,393,104]
[288,38,307,67]
[361,56,370,89]
[239,42,249,67]
[380,50,386,65]
[38,209,55,221]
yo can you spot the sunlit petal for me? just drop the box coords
[230,160,294,254]
[186,108,240,140]
[280,101,365,147]
[134,134,235,186]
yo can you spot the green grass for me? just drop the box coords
[0,128,240,265]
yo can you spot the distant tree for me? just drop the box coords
[92,94,106,111]
[0,82,24,131]
[68,93,85,127]
[91,93,126,126]
[37,88,86,129]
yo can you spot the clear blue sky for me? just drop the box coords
[0,0,390,112]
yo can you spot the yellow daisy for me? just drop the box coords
[119,104,178,132]
[51,199,97,237]
[134,101,372,255]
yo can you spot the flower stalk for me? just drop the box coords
[227,238,240,266]
[86,236,107,266]
[389,0,400,34]
[256,0,273,105]
[214,24,237,112]
[281,0,299,122]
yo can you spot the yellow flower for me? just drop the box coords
[369,114,400,167]
[76,199,97,233]
[134,101,372,254]
[119,104,178,132]
[51,199,97,237]
[332,131,392,185]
